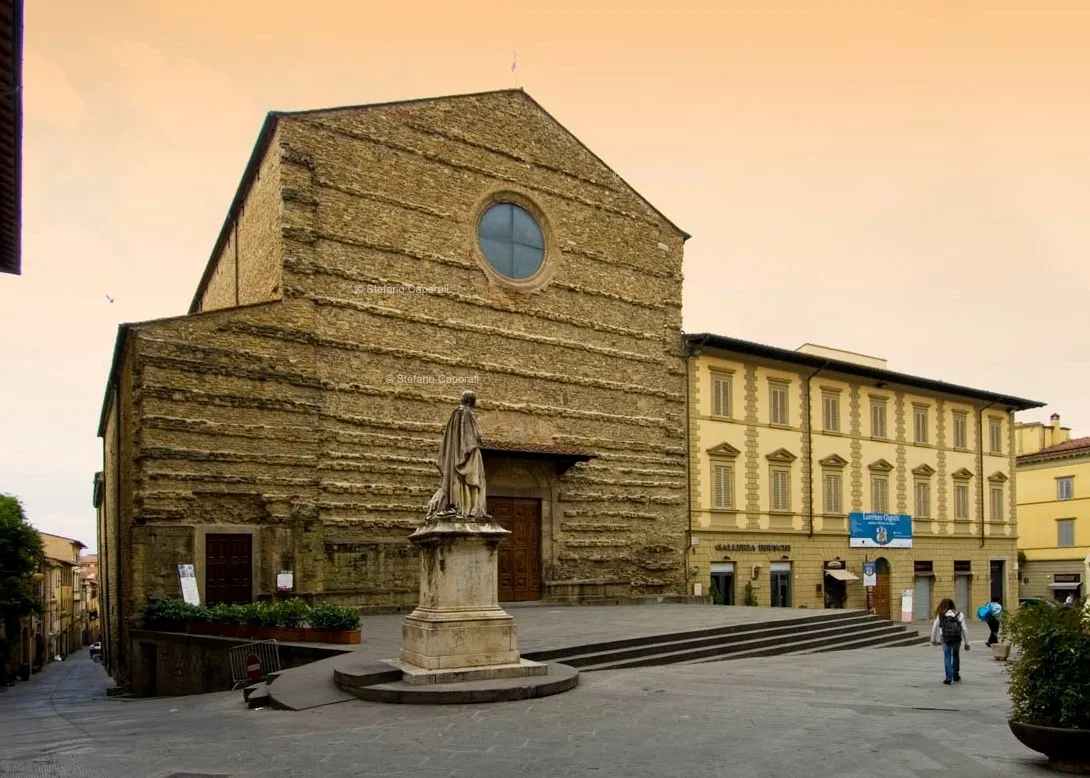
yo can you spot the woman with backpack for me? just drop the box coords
[930,598,971,684]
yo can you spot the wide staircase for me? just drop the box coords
[521,610,926,672]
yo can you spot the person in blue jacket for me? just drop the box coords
[977,600,1003,646]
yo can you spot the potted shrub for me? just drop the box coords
[142,597,194,632]
[305,604,362,644]
[1005,597,1090,773]
[272,598,310,642]
[709,579,723,606]
[742,582,759,607]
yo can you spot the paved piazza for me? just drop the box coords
[0,612,1046,778]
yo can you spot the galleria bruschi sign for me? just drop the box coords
[714,544,791,552]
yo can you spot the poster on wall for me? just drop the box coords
[276,571,294,592]
[849,512,913,548]
[862,562,877,587]
[178,564,200,605]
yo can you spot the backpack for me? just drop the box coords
[976,604,990,621]
[941,614,963,645]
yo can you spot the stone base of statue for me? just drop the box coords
[389,513,547,686]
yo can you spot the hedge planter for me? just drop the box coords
[305,628,361,645]
[174,621,361,644]
[1009,721,1090,774]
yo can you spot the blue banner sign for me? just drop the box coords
[849,512,913,548]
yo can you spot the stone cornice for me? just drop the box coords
[819,454,849,469]
[766,448,798,464]
[706,442,742,458]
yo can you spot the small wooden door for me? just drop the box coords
[205,534,253,605]
[875,558,892,619]
[489,497,542,602]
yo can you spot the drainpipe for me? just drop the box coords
[805,361,831,538]
[977,400,996,548]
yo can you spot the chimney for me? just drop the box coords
[1051,413,1061,429]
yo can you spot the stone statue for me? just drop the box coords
[425,391,488,519]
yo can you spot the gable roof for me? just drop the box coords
[1018,436,1090,464]
[686,333,1044,411]
[187,88,689,313]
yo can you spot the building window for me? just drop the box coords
[712,373,733,419]
[954,484,969,520]
[823,472,843,515]
[988,418,1002,454]
[822,392,840,433]
[915,481,931,519]
[953,412,968,449]
[770,468,791,512]
[870,400,887,439]
[713,463,735,510]
[1058,477,1074,501]
[871,475,889,514]
[769,382,789,426]
[477,202,545,279]
[990,486,1004,521]
[913,406,929,444]
[1058,519,1076,548]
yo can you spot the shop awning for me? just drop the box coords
[825,569,859,582]
[1048,582,1082,590]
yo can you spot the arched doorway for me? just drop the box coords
[875,558,892,620]
[485,457,559,603]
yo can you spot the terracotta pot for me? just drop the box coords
[1009,720,1090,773]
[301,628,362,644]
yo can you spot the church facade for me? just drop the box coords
[95,90,690,681]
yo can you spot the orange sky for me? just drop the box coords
[5,0,1089,546]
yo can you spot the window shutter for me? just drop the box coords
[771,469,789,511]
[714,465,733,509]
[824,473,841,514]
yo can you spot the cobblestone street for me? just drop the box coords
[0,624,1049,778]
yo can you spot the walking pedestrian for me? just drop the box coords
[930,598,971,684]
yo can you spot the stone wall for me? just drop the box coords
[128,629,349,697]
[104,91,689,634]
[198,126,284,312]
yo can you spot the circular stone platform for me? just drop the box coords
[334,662,579,705]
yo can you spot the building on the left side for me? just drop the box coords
[39,533,87,659]
[0,0,22,276]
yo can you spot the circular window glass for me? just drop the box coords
[477,202,545,279]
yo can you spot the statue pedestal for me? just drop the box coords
[391,517,546,685]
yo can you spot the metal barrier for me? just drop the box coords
[229,639,282,689]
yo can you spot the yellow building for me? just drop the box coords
[1015,414,1090,602]
[39,533,86,659]
[686,335,1043,620]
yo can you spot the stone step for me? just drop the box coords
[523,610,873,664]
[246,684,271,709]
[528,613,898,668]
[242,682,265,703]
[574,622,921,671]
[688,629,929,664]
